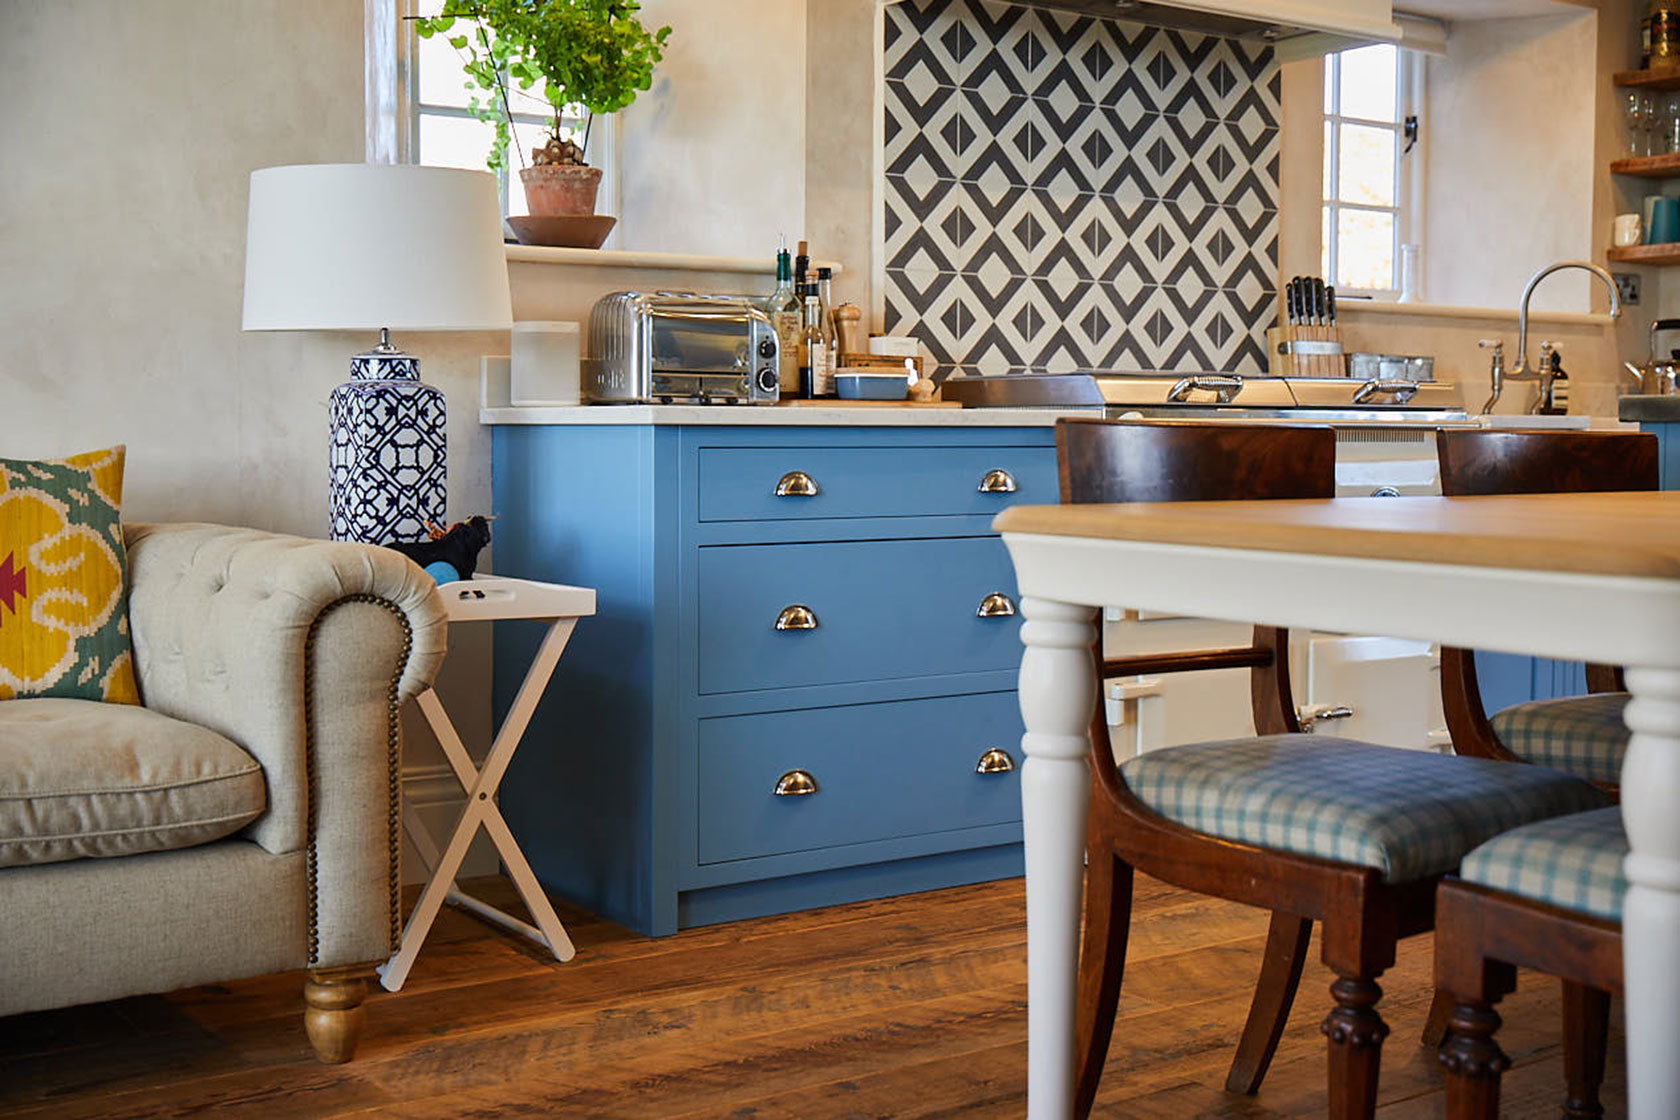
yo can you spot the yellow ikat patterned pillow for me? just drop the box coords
[0,446,139,704]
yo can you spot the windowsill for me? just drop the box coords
[1335,300,1614,326]
[505,244,843,275]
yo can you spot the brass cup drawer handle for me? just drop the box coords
[975,748,1015,775]
[976,592,1017,618]
[774,470,820,497]
[978,468,1018,494]
[773,769,819,796]
[774,604,819,631]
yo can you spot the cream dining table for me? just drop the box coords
[995,490,1680,1120]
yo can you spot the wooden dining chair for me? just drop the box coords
[1436,429,1658,789]
[1060,418,1613,1120]
[1435,807,1624,1119]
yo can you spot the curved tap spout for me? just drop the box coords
[1511,260,1622,378]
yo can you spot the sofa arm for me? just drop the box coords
[123,522,448,966]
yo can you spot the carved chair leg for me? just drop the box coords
[1074,843,1134,1120]
[1225,912,1313,1095]
[1323,973,1390,1120]
[1439,999,1510,1120]
[1561,981,1611,1120]
[1420,986,1455,1050]
[304,965,375,1064]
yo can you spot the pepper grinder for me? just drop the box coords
[832,303,864,359]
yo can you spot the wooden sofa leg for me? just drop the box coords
[1561,981,1611,1120]
[304,965,374,1064]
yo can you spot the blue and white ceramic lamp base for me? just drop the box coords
[328,342,447,545]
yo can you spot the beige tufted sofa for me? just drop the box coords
[0,523,447,1062]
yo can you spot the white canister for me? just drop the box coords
[511,321,582,406]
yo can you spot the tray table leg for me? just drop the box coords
[379,617,580,992]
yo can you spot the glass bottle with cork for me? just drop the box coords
[799,282,831,398]
[764,239,803,396]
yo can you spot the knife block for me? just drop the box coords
[1267,324,1346,378]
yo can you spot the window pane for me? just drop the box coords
[1324,55,1336,112]
[419,113,497,173]
[1323,120,1334,198]
[1339,44,1397,122]
[1337,122,1396,207]
[1322,207,1333,279]
[417,27,476,109]
[1337,209,1395,291]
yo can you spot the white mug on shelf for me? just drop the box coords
[1613,212,1644,248]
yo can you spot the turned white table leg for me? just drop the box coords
[1018,595,1099,1120]
[1620,667,1680,1120]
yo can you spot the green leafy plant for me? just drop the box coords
[415,0,671,173]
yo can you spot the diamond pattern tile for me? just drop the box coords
[884,0,1280,375]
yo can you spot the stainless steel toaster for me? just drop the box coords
[582,291,781,404]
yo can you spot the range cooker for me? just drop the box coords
[940,371,1467,753]
[942,372,1472,498]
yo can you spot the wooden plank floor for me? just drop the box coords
[0,875,1624,1118]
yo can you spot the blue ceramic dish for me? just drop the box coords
[835,372,909,401]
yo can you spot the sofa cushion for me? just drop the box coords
[0,446,139,704]
[0,697,265,867]
[1121,734,1613,883]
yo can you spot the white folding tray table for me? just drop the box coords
[379,575,596,992]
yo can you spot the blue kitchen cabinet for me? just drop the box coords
[488,422,1057,935]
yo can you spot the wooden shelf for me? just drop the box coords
[1607,243,1680,265]
[1614,68,1680,91]
[1611,152,1680,178]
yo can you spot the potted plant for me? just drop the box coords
[416,0,671,219]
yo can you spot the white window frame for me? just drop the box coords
[1322,45,1425,300]
[364,0,621,229]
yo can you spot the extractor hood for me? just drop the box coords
[1001,0,1399,44]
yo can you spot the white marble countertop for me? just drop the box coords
[478,403,1085,426]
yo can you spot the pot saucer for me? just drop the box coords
[507,214,617,249]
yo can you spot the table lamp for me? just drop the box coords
[242,163,512,544]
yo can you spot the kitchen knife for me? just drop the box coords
[1312,277,1327,327]
[1325,284,1337,326]
[1284,279,1295,325]
[1290,277,1303,325]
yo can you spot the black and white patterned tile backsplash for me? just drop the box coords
[882,0,1280,377]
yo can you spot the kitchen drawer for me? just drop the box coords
[695,690,1023,864]
[696,444,1056,522]
[697,536,1022,694]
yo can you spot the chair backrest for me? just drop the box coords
[1437,429,1658,497]
[1053,419,1338,758]
[1056,418,1338,505]
[1436,428,1656,774]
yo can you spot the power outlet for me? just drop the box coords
[1615,271,1642,305]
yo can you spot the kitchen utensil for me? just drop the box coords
[1325,284,1337,324]
[833,303,865,356]
[1311,277,1326,325]
[835,371,910,400]
[1349,353,1434,383]
[1626,318,1680,395]
[1614,213,1644,247]
[1653,197,1680,244]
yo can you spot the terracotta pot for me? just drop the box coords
[519,165,602,217]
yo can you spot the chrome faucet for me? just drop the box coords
[1481,260,1621,413]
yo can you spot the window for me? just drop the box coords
[1322,44,1422,298]
[397,9,619,220]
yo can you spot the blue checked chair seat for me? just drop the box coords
[1488,693,1629,786]
[1120,735,1613,884]
[1459,805,1627,922]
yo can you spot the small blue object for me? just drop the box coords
[835,372,909,400]
[424,561,461,585]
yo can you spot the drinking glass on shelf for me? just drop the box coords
[1666,95,1680,154]
[1644,93,1660,156]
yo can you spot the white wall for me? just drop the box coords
[1423,12,1598,312]
[620,0,807,258]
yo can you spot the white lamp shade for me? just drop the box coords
[242,164,513,332]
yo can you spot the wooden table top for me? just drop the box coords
[995,491,1680,581]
